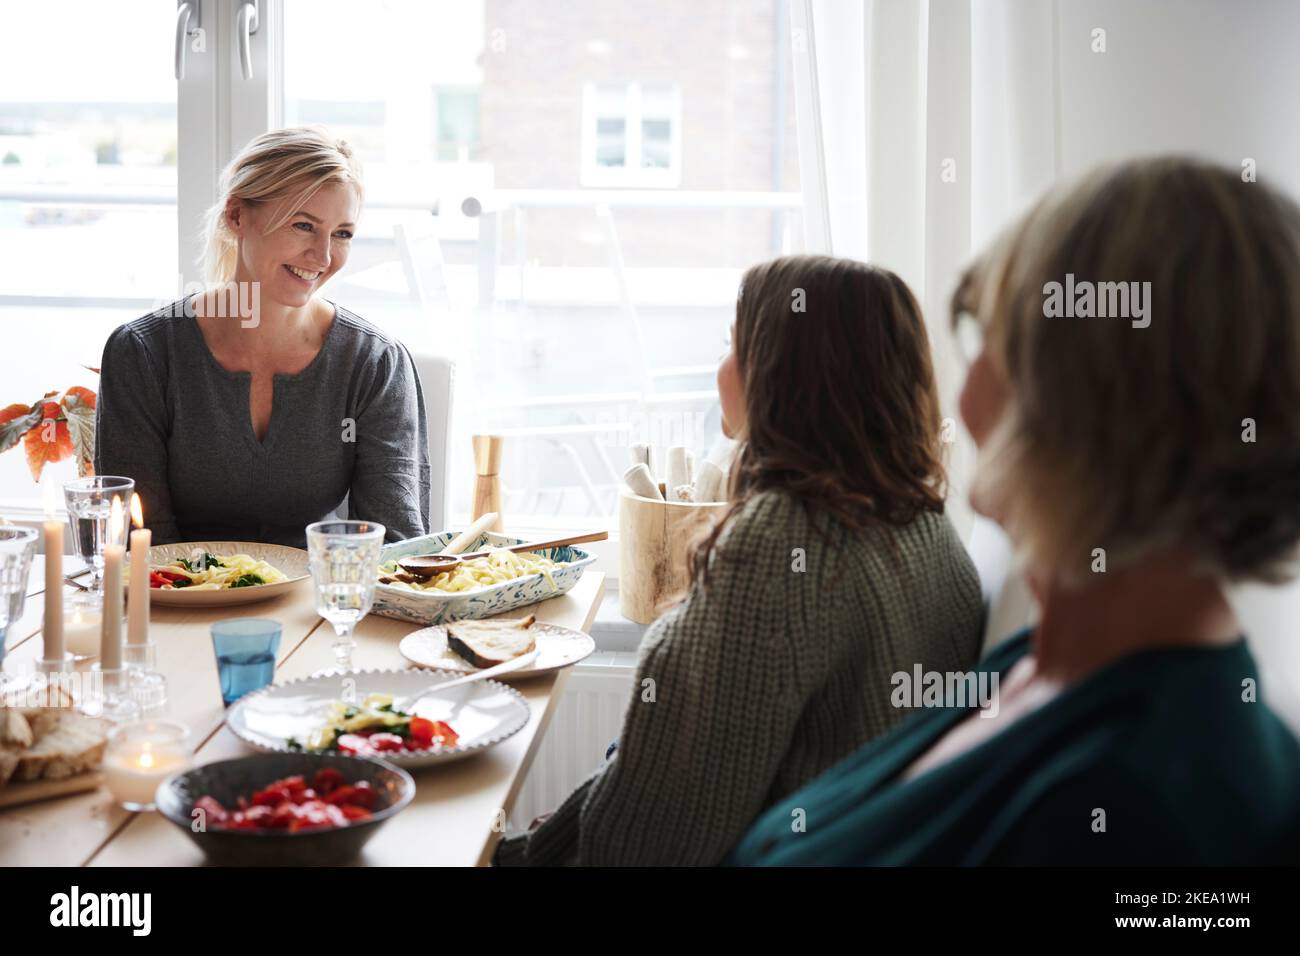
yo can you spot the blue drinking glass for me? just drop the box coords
[211,619,281,705]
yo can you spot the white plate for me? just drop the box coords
[225,668,531,768]
[144,541,309,607]
[399,620,597,677]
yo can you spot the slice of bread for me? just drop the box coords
[445,614,537,668]
[11,712,107,783]
[1,707,34,786]
[0,707,34,749]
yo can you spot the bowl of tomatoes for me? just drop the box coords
[156,752,415,866]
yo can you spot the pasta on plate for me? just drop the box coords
[378,548,566,594]
[150,551,288,590]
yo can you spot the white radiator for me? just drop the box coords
[510,656,636,830]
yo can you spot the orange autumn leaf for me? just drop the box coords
[61,386,97,477]
[62,385,97,410]
[22,404,74,482]
[0,402,37,434]
[0,403,42,461]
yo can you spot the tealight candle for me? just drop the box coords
[64,602,103,659]
[103,720,190,811]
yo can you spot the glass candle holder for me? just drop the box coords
[79,666,142,723]
[103,719,190,812]
[64,596,124,662]
[128,667,169,714]
[121,640,157,671]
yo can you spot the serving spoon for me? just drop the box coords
[395,646,541,714]
[395,530,608,579]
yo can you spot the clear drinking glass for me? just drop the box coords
[0,526,38,692]
[63,476,134,596]
[306,520,385,674]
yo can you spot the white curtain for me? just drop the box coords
[794,0,1061,540]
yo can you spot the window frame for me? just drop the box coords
[579,82,683,189]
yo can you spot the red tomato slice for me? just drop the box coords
[251,785,291,807]
[408,717,435,746]
[429,721,459,747]
[337,734,373,756]
[194,796,228,825]
[368,733,405,752]
[312,768,345,795]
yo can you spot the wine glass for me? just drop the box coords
[306,520,385,675]
[0,526,38,697]
[63,476,134,598]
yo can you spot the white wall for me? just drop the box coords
[994,0,1300,729]
[1056,0,1300,197]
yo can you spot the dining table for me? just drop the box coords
[0,552,605,867]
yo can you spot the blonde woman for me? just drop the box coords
[736,157,1300,865]
[95,127,431,546]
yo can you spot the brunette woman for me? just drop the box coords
[495,255,983,866]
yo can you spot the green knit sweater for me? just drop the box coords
[494,488,984,866]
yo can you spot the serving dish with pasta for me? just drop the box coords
[378,548,563,594]
[141,542,310,607]
[371,531,596,626]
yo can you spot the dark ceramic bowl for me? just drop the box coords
[156,752,415,866]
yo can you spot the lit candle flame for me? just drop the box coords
[109,495,124,547]
[130,493,144,530]
[42,476,59,520]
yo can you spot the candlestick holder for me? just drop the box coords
[35,653,75,676]
[80,665,142,724]
[128,667,168,715]
[122,640,157,672]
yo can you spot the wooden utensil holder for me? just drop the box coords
[618,486,729,624]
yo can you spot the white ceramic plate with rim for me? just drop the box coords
[225,668,532,768]
[142,541,309,607]
[399,619,597,677]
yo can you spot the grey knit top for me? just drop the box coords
[94,299,431,548]
[494,488,984,866]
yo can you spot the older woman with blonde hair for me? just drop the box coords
[95,127,431,546]
[735,156,1300,865]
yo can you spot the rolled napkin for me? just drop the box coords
[630,442,650,468]
[666,446,690,492]
[685,450,695,484]
[694,460,725,503]
[623,462,664,500]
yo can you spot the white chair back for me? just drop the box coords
[410,351,455,533]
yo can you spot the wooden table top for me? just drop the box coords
[0,554,605,867]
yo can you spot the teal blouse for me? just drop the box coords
[733,629,1300,865]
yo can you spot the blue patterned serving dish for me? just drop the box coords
[371,531,597,626]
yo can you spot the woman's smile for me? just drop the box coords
[284,263,322,284]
